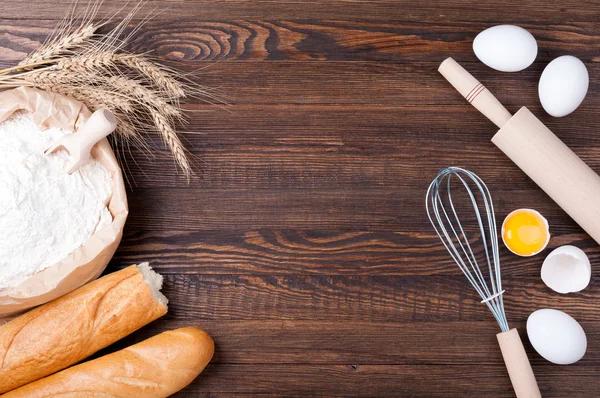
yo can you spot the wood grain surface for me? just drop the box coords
[1,0,600,396]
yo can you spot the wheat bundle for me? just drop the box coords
[0,3,215,180]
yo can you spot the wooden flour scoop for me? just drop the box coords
[439,57,600,246]
[46,109,118,174]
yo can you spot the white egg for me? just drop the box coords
[473,25,537,72]
[541,246,591,294]
[539,55,589,117]
[527,309,587,364]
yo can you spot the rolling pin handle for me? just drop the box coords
[438,58,512,128]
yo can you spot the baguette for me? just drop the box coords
[0,263,168,393]
[3,327,214,398]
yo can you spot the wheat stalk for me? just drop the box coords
[0,3,213,181]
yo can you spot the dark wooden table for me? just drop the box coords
[2,1,600,396]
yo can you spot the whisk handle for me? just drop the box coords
[438,58,512,129]
[497,328,541,398]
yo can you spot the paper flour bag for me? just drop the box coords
[0,87,128,316]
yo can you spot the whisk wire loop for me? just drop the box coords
[426,167,509,332]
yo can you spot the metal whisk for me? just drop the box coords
[425,167,508,332]
[425,167,541,398]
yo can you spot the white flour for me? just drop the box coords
[0,112,113,290]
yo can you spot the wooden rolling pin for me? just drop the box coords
[439,57,600,246]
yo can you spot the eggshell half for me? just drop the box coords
[527,309,587,365]
[473,25,537,72]
[541,246,591,294]
[539,55,589,117]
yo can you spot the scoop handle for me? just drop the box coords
[438,57,512,128]
[497,328,541,398]
[77,109,118,150]
[65,109,117,174]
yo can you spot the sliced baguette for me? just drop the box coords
[3,327,214,398]
[0,263,168,393]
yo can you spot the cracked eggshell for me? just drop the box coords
[541,245,591,294]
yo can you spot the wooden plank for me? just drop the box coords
[113,229,599,275]
[173,62,599,108]
[131,20,600,63]
[121,184,597,232]
[121,142,600,191]
[0,1,598,23]
[101,319,600,366]
[178,105,596,150]
[175,363,597,397]
[92,318,600,396]
[1,19,599,63]
[117,109,600,190]
[84,273,600,323]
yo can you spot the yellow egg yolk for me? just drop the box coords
[502,210,549,256]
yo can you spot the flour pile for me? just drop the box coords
[0,112,112,290]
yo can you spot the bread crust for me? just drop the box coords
[3,327,214,398]
[0,264,168,393]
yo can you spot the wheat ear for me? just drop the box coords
[54,51,118,72]
[54,52,186,101]
[19,24,99,66]
[105,75,181,117]
[152,112,192,180]
[116,54,186,99]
